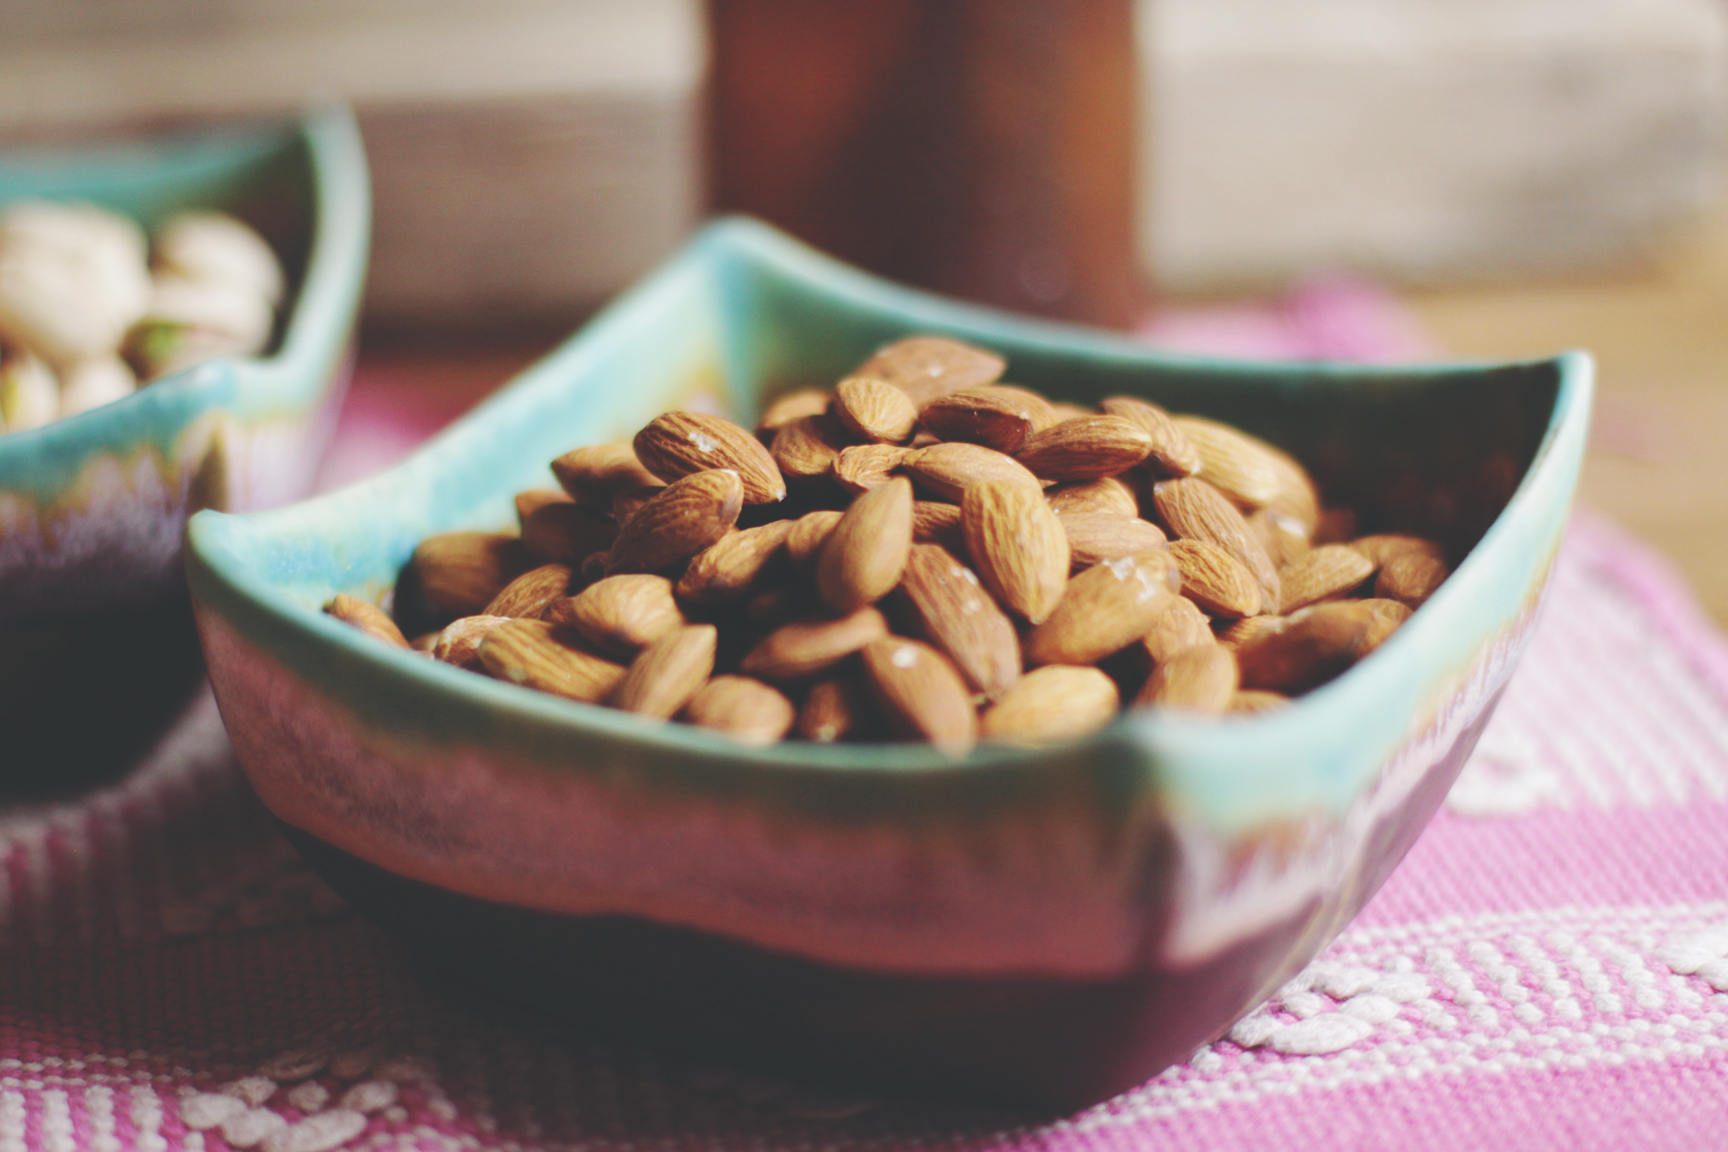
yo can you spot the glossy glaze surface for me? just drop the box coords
[187,218,1591,1105]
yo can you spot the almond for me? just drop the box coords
[851,336,1005,406]
[1376,551,1449,607]
[1152,477,1281,609]
[1057,512,1168,572]
[911,499,966,551]
[611,624,718,719]
[514,489,570,522]
[1230,689,1291,714]
[1136,643,1238,714]
[1355,597,1413,655]
[551,444,661,507]
[1279,544,1375,613]
[1047,476,1139,517]
[325,594,409,648]
[798,674,877,743]
[1351,534,1446,568]
[676,520,794,606]
[1024,551,1181,666]
[1099,396,1202,477]
[520,501,618,566]
[611,483,666,525]
[902,441,1043,502]
[771,413,850,481]
[402,532,530,625]
[832,377,918,443]
[431,614,512,669]
[979,665,1119,745]
[757,388,830,438]
[483,563,575,618]
[896,543,1021,699]
[740,607,890,681]
[1247,507,1312,570]
[547,573,685,657]
[1170,416,1283,509]
[1217,614,1284,650]
[1140,595,1216,667]
[683,675,796,745]
[1167,538,1262,619]
[786,509,845,573]
[832,443,912,496]
[859,637,977,756]
[961,479,1070,624]
[815,476,914,612]
[606,469,743,574]
[1233,601,1377,693]
[633,411,786,504]
[478,618,627,703]
[918,387,1045,453]
[1014,415,1153,482]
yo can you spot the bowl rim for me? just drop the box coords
[187,217,1593,823]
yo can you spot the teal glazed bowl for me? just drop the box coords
[187,219,1591,1107]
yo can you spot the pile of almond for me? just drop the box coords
[327,337,1450,756]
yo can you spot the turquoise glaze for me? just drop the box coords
[186,218,1591,1104]
[0,107,369,622]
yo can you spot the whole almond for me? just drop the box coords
[432,614,513,669]
[852,336,1006,406]
[961,479,1070,624]
[676,520,795,605]
[1356,597,1414,655]
[1136,643,1239,714]
[1279,544,1375,613]
[1376,551,1449,606]
[1025,552,1181,666]
[1047,476,1139,517]
[740,607,890,681]
[547,573,685,657]
[1351,534,1446,568]
[1152,477,1281,609]
[478,619,627,703]
[979,665,1119,745]
[798,675,876,743]
[833,443,912,496]
[757,388,829,438]
[1217,614,1284,650]
[919,387,1045,453]
[771,413,849,481]
[786,509,845,573]
[1167,538,1262,619]
[520,501,618,566]
[325,594,409,648]
[816,476,914,613]
[551,444,662,507]
[903,441,1043,502]
[634,411,786,504]
[483,563,575,618]
[1233,601,1374,693]
[606,469,743,574]
[897,543,1021,699]
[1170,416,1283,509]
[1057,512,1168,572]
[1014,415,1153,482]
[515,489,570,523]
[832,377,918,443]
[404,532,530,625]
[859,637,977,756]
[611,624,718,719]
[684,675,796,745]
[1261,441,1321,534]
[1140,595,1217,666]
[1247,507,1312,570]
[911,500,967,552]
[1099,396,1202,477]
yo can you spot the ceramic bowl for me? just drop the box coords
[186,218,1591,1107]
[0,108,367,789]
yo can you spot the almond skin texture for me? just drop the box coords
[1099,396,1202,477]
[903,441,1044,502]
[832,377,918,443]
[911,500,967,551]
[325,594,409,648]
[550,443,661,507]
[816,476,914,613]
[1279,543,1375,613]
[633,411,786,504]
[859,637,978,756]
[832,443,912,496]
[1137,643,1239,714]
[402,532,530,627]
[432,614,513,669]
[1057,512,1168,572]
[1247,507,1313,570]
[740,607,890,681]
[683,675,796,745]
[1350,534,1445,568]
[1355,597,1414,655]
[1140,595,1217,667]
[1170,416,1284,509]
[611,624,718,719]
[756,388,829,438]
[771,413,849,481]
[483,563,575,619]
[606,469,743,575]
[786,510,845,573]
[852,336,1006,406]
[1233,601,1376,693]
[980,665,1118,745]
[1047,476,1139,517]
[918,387,1044,453]
[1024,552,1181,666]
[478,619,627,703]
[961,479,1070,624]
[1014,415,1154,482]
[1167,538,1262,619]
[520,501,617,566]
[547,574,685,657]
[676,520,794,606]
[897,543,1022,699]
[1375,551,1451,606]
[1152,477,1282,609]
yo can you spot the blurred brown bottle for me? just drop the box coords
[706,0,1142,329]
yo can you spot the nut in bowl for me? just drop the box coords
[187,219,1591,1107]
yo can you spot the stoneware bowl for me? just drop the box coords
[0,108,367,788]
[186,218,1592,1108]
